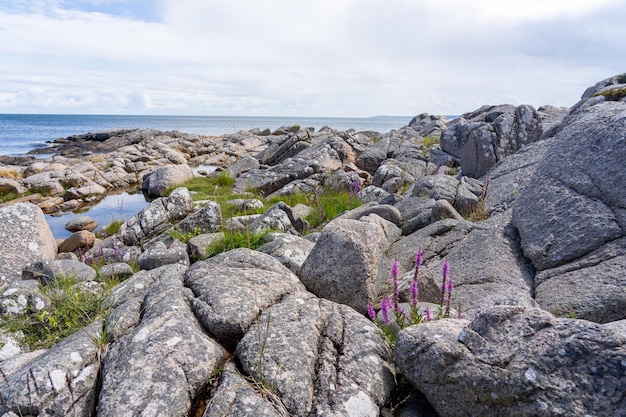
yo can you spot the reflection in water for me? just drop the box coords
[45,165,216,240]
[46,191,150,240]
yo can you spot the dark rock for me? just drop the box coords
[395,306,626,417]
[512,100,626,322]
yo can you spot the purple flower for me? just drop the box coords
[367,304,376,321]
[381,295,392,325]
[425,307,433,321]
[411,248,423,304]
[415,249,423,270]
[456,307,463,319]
[440,260,450,304]
[391,259,400,311]
[349,180,361,196]
[410,279,419,306]
[445,278,454,318]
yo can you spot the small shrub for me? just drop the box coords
[367,250,459,345]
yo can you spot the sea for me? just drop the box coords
[0,113,412,239]
[0,114,412,157]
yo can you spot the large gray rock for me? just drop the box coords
[98,268,228,417]
[441,104,543,178]
[117,187,195,246]
[0,203,57,283]
[142,164,194,197]
[0,321,105,416]
[512,100,626,322]
[299,215,401,315]
[236,292,396,417]
[184,249,306,350]
[395,306,626,417]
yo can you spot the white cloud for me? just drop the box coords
[0,0,624,116]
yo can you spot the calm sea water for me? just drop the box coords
[0,114,411,157]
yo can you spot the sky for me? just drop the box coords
[0,0,624,117]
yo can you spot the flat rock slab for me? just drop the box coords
[98,267,228,417]
[395,306,626,417]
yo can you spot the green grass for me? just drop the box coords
[203,229,272,259]
[0,190,34,204]
[591,86,626,101]
[168,226,202,244]
[421,135,440,148]
[0,275,120,350]
[96,219,125,238]
[170,174,267,219]
[304,188,362,229]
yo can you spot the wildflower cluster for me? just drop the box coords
[367,249,459,344]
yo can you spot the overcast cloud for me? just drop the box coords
[0,0,624,116]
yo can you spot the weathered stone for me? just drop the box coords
[98,269,228,417]
[1,279,49,316]
[58,230,95,253]
[512,100,626,322]
[98,262,135,280]
[339,202,403,227]
[63,182,107,201]
[236,292,396,417]
[299,216,399,315]
[225,198,264,213]
[64,215,98,232]
[412,174,459,204]
[185,249,306,350]
[138,241,190,270]
[40,259,97,284]
[0,321,105,416]
[257,233,315,274]
[431,199,464,222]
[0,203,57,283]
[117,187,195,246]
[202,361,283,417]
[248,202,295,235]
[395,197,438,235]
[225,155,261,177]
[395,306,626,417]
[141,164,194,197]
[224,214,261,232]
[358,185,390,204]
[441,104,543,178]
[102,264,187,341]
[0,178,26,194]
[187,232,225,261]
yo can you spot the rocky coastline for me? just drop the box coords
[0,74,625,416]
